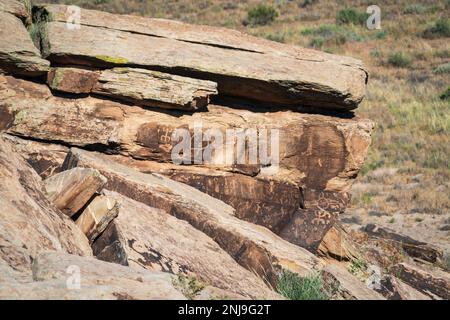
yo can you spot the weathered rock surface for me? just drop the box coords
[0,0,30,21]
[363,224,443,263]
[63,147,323,286]
[376,275,432,300]
[40,5,367,110]
[75,193,120,244]
[322,264,385,300]
[92,190,281,299]
[391,263,450,299]
[0,4,49,77]
[0,251,186,300]
[1,75,373,249]
[0,136,92,282]
[48,67,218,111]
[44,167,107,218]
[318,225,359,261]
[3,134,68,179]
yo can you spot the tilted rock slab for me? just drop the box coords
[1,75,373,249]
[376,275,431,300]
[92,190,281,299]
[44,167,107,218]
[363,224,443,264]
[63,147,323,286]
[2,134,68,179]
[0,2,49,77]
[40,5,367,110]
[0,136,92,284]
[48,67,218,111]
[0,0,30,21]
[75,193,120,244]
[392,263,450,300]
[0,251,186,300]
[322,264,385,300]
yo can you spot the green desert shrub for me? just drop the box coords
[434,63,450,74]
[277,271,328,300]
[244,5,278,26]
[388,52,413,68]
[423,18,450,38]
[403,4,426,14]
[440,87,450,100]
[336,7,369,26]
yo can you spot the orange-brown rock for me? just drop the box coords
[44,168,107,218]
[63,147,323,286]
[92,190,281,299]
[0,251,186,300]
[1,75,373,249]
[0,3,49,77]
[40,5,367,111]
[0,136,92,283]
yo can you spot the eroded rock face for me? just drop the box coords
[63,147,323,286]
[75,193,120,244]
[392,263,450,300]
[0,136,92,282]
[1,75,373,249]
[40,5,367,111]
[92,190,281,299]
[0,251,186,300]
[44,168,107,218]
[0,3,49,77]
[48,67,218,111]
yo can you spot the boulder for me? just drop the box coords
[0,8,49,77]
[44,167,107,218]
[92,190,281,299]
[0,136,92,283]
[363,224,443,263]
[48,67,218,111]
[0,251,186,300]
[39,5,367,111]
[0,0,30,21]
[391,263,450,299]
[63,147,323,286]
[75,193,120,244]
[1,75,373,249]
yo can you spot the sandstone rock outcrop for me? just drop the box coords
[0,136,92,282]
[92,190,281,299]
[75,193,120,244]
[0,252,186,300]
[0,1,390,300]
[63,147,323,286]
[1,74,373,249]
[39,4,367,111]
[48,67,218,111]
[0,2,49,76]
[44,168,107,217]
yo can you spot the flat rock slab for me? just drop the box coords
[363,224,443,263]
[392,263,450,299]
[1,75,374,249]
[44,167,107,218]
[48,67,218,111]
[42,12,367,110]
[63,147,323,286]
[75,193,120,244]
[0,251,186,300]
[0,136,92,283]
[0,11,49,77]
[92,190,281,299]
